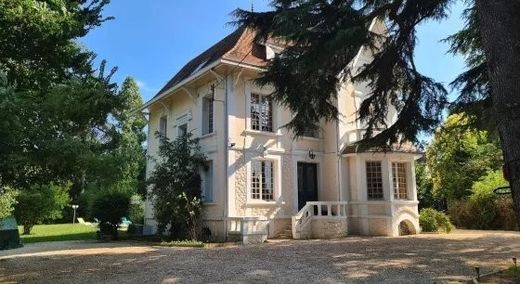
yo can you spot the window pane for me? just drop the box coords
[366,161,383,200]
[303,128,319,138]
[251,94,260,131]
[178,123,187,137]
[392,162,408,199]
[251,160,274,201]
[202,97,213,135]
[159,116,167,138]
[251,161,261,199]
[261,95,273,132]
[251,93,273,132]
[262,161,274,200]
[203,161,213,202]
[208,97,213,133]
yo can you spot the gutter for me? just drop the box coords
[137,60,222,112]
[136,59,264,114]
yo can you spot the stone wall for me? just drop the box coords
[234,151,247,216]
[311,218,348,239]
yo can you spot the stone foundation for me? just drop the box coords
[311,218,348,239]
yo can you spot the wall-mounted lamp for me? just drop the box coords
[308,149,316,160]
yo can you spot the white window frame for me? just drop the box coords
[175,112,191,138]
[250,93,273,132]
[392,162,409,200]
[245,81,278,134]
[201,95,214,135]
[366,160,384,200]
[246,155,281,204]
[159,115,168,138]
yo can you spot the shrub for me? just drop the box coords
[128,194,144,224]
[419,208,454,233]
[14,183,70,235]
[148,133,206,240]
[91,191,130,239]
[447,170,517,230]
[0,187,18,220]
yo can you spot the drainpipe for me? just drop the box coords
[224,74,229,241]
[336,117,342,202]
[210,68,229,241]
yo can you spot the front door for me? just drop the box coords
[297,162,318,211]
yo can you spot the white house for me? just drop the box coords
[140,22,421,243]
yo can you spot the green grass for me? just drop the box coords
[507,265,520,280]
[18,223,98,243]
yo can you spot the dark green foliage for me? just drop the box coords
[0,2,146,223]
[415,161,436,210]
[128,195,144,224]
[426,114,502,200]
[148,133,206,240]
[0,1,122,194]
[0,0,112,90]
[448,170,517,230]
[0,187,17,220]
[444,3,492,130]
[14,183,70,235]
[419,208,454,233]
[233,0,450,147]
[91,191,130,239]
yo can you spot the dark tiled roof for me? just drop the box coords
[154,27,268,99]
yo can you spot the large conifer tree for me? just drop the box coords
[234,0,520,227]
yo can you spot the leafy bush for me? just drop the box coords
[91,191,130,239]
[419,208,454,233]
[447,170,517,230]
[128,194,144,224]
[14,183,70,234]
[0,187,18,220]
[148,133,206,240]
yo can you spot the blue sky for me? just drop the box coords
[82,0,467,103]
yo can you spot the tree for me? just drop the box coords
[448,170,517,229]
[426,114,502,200]
[0,188,18,220]
[147,133,206,240]
[0,0,112,90]
[415,161,435,210]
[0,1,120,195]
[234,0,520,226]
[14,183,70,234]
[91,191,130,239]
[89,77,147,196]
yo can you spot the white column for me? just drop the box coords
[409,160,418,202]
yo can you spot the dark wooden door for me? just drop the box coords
[297,162,318,211]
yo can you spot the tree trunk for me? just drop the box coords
[23,223,32,235]
[476,0,520,229]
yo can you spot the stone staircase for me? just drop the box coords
[275,228,293,239]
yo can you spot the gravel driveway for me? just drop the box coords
[1,230,519,283]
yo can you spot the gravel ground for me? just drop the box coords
[1,230,519,283]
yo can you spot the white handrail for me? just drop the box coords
[292,201,349,239]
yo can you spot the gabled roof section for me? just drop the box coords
[153,26,268,99]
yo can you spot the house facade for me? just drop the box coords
[141,23,421,243]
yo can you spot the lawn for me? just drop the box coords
[18,224,97,243]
